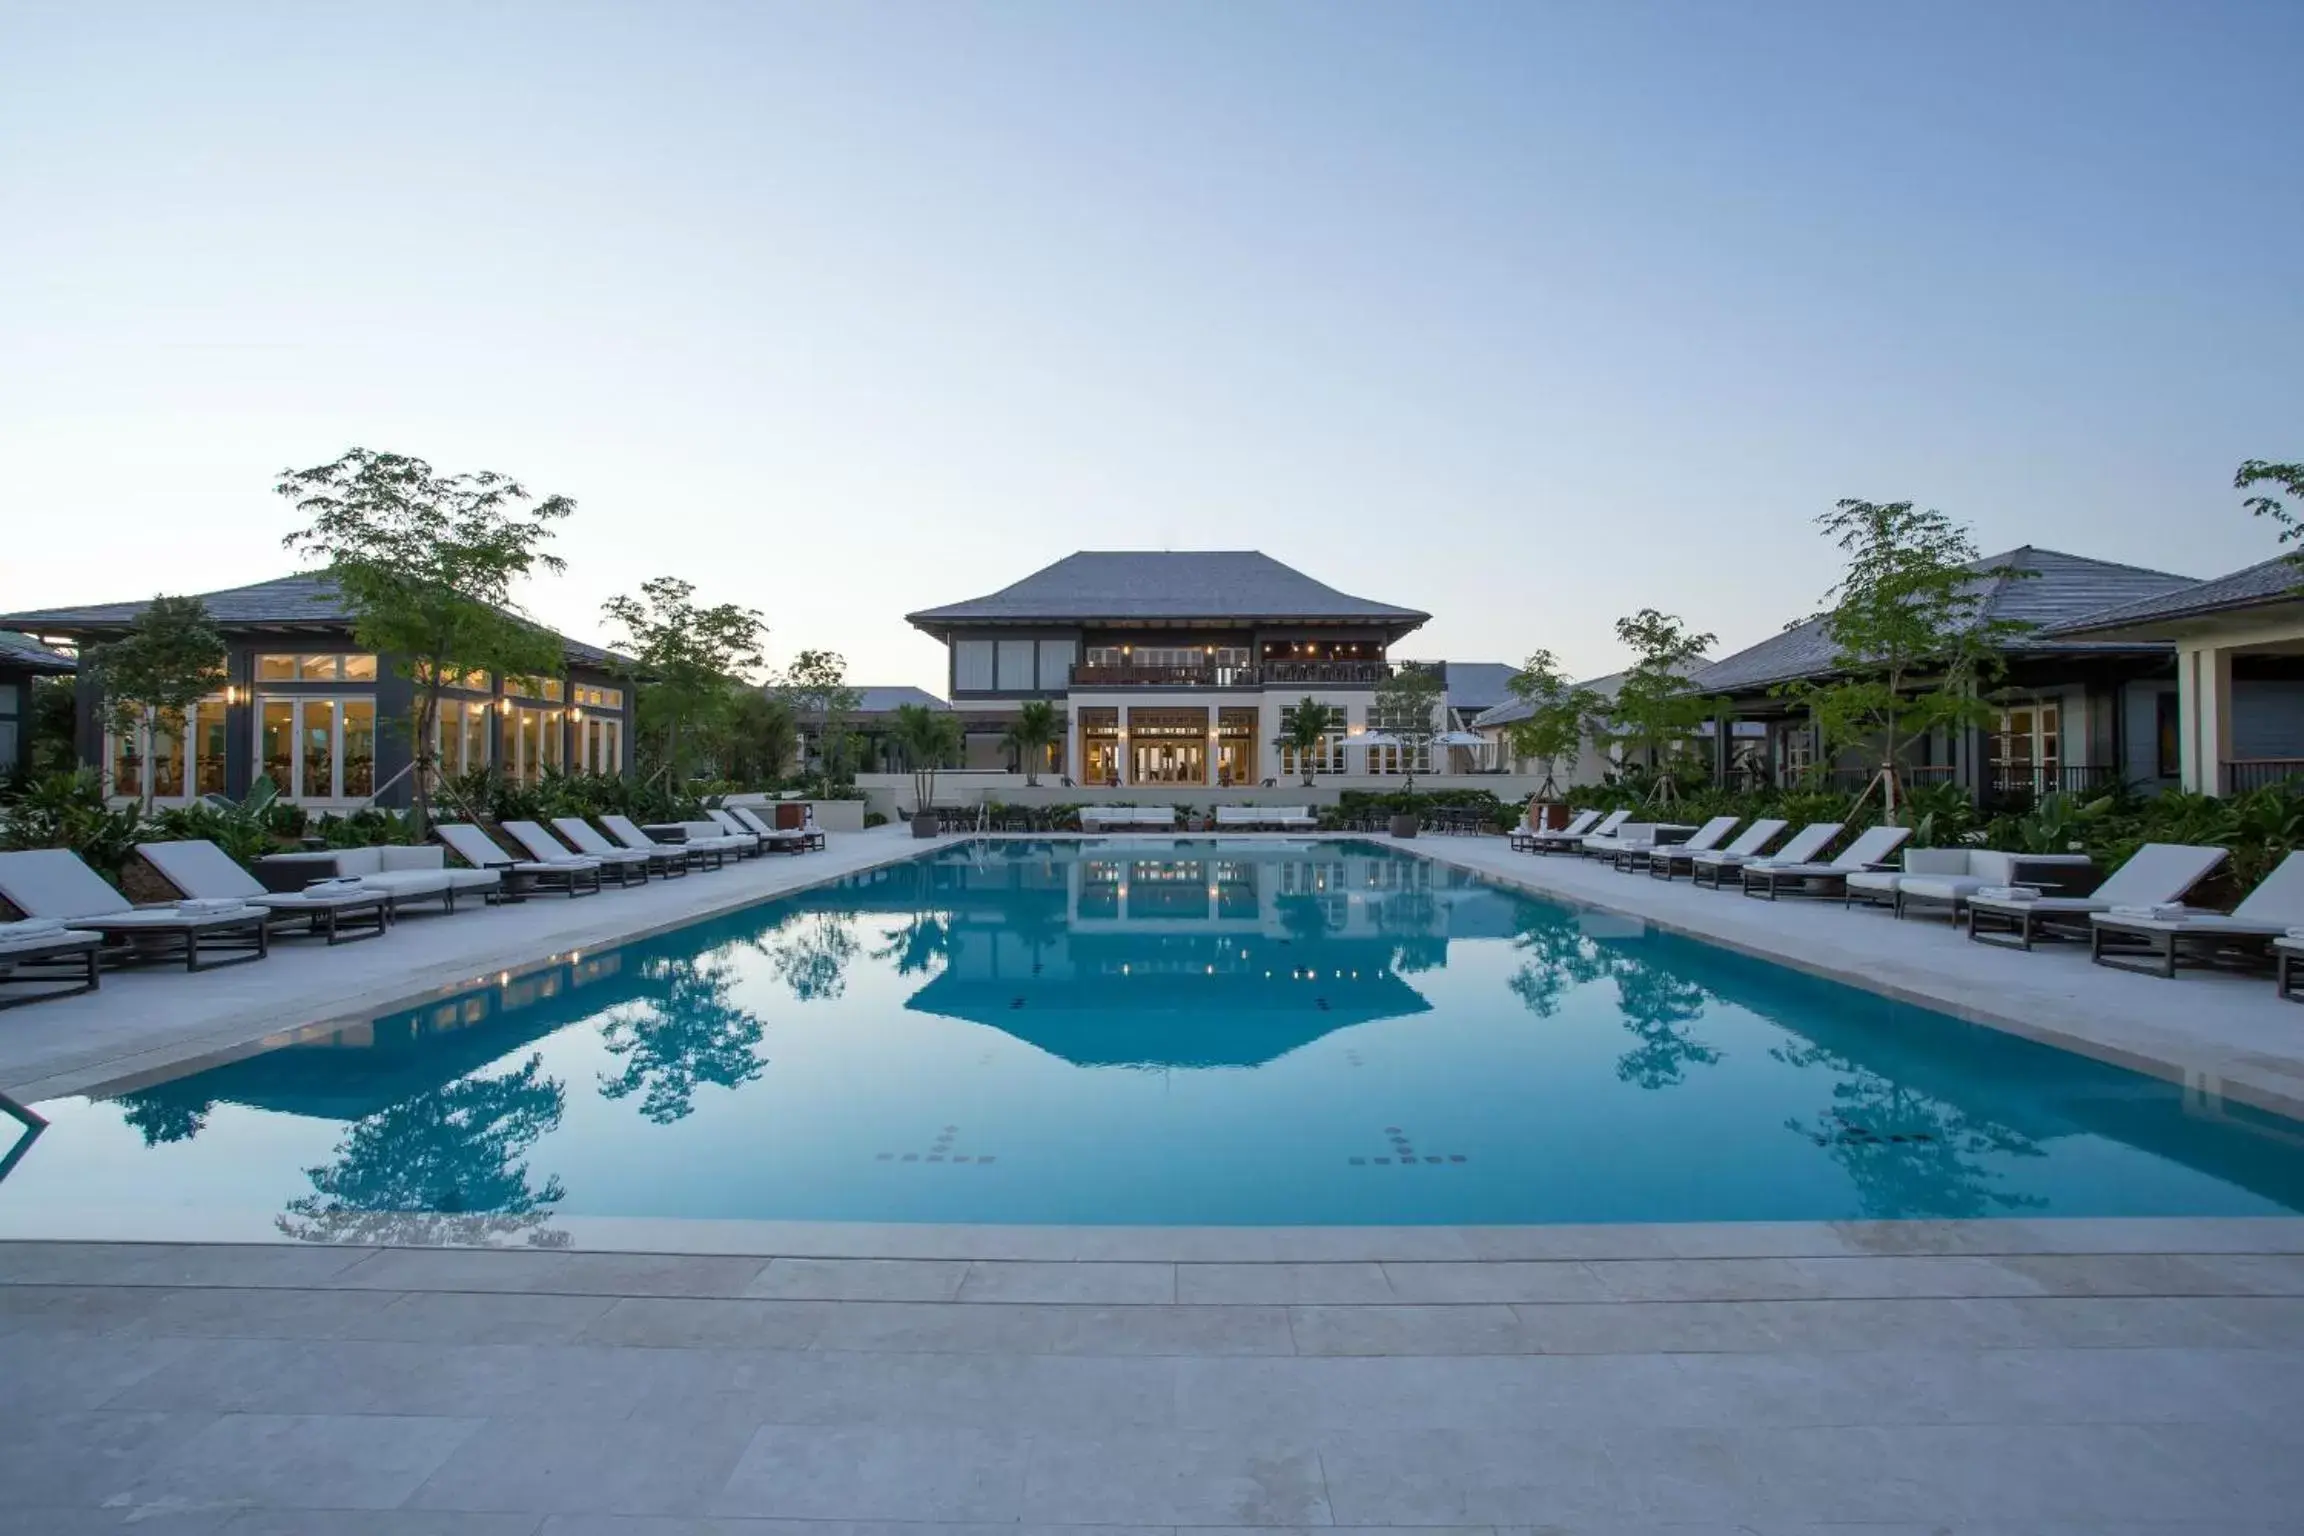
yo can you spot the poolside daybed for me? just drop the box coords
[0,848,270,971]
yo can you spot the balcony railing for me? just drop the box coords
[2224,759,2304,795]
[1067,660,1391,689]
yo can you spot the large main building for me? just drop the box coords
[907,551,1487,787]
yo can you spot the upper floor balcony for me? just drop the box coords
[1067,658,1392,690]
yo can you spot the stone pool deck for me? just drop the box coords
[4,1221,2302,1532]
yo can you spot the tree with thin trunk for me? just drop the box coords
[1371,664,1448,795]
[1281,697,1340,788]
[1780,499,2032,824]
[279,449,572,833]
[1501,649,1605,802]
[1002,699,1063,786]
[602,577,766,786]
[779,649,861,790]
[84,595,226,813]
[1605,609,1716,801]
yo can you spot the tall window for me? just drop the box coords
[1994,700,2061,788]
[1277,705,1346,778]
[257,696,378,801]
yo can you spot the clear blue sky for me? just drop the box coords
[3,1,2297,687]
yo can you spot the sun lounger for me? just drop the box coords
[2089,850,2304,977]
[0,848,270,971]
[2277,936,2304,1002]
[1511,809,1594,852]
[503,820,651,886]
[1530,809,1628,855]
[256,846,497,912]
[1691,821,1840,889]
[599,814,741,871]
[138,838,390,944]
[1649,818,1781,880]
[556,816,686,877]
[434,822,604,899]
[1967,842,2227,950]
[731,805,822,851]
[710,807,805,853]
[0,919,102,1008]
[1741,825,1912,900]
[1582,822,1660,864]
[1603,815,1738,873]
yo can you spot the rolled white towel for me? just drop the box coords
[175,897,246,915]
[1975,885,2042,902]
[0,917,67,938]
[2108,902,2188,920]
[1744,858,1779,871]
[548,855,593,867]
[2287,926,2304,941]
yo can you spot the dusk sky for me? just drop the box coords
[3,1,2298,687]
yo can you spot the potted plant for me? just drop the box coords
[890,703,963,838]
[1370,666,1447,837]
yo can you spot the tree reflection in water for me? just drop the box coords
[1506,907,1721,1088]
[1773,1039,2048,1219]
[768,912,861,1001]
[275,1052,569,1247]
[114,1089,213,1147]
[870,913,954,976]
[598,951,767,1123]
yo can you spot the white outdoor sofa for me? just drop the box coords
[0,847,270,972]
[1084,806,1180,832]
[143,839,391,944]
[256,845,499,913]
[2089,849,2304,978]
[1213,806,1315,832]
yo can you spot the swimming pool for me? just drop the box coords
[5,837,2303,1235]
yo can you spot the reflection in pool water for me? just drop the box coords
[7,838,2304,1235]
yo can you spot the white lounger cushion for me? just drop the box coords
[1676,817,1740,855]
[136,839,387,912]
[1755,825,1914,880]
[2091,849,2304,935]
[1698,822,1842,870]
[0,848,266,930]
[503,820,638,866]
[1969,843,2227,920]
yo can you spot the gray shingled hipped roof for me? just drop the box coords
[1438,662,1518,716]
[2050,556,2301,635]
[1689,547,2196,697]
[776,684,949,716]
[0,573,630,670]
[907,551,1429,633]
[1471,662,1707,729]
[0,631,75,673]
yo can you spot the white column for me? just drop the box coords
[2179,644,2236,794]
[1118,704,1131,787]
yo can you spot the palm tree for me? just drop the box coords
[1281,697,1340,788]
[889,702,964,824]
[1001,700,1062,787]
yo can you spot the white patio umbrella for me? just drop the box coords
[1435,731,1485,747]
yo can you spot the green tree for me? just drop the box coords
[278,448,573,833]
[1604,609,1717,799]
[1370,664,1447,794]
[1001,699,1063,787]
[82,594,226,813]
[723,688,798,787]
[602,577,767,784]
[2239,458,2304,571]
[1782,499,2032,823]
[1501,649,1605,800]
[780,649,861,791]
[889,702,964,816]
[1280,697,1340,788]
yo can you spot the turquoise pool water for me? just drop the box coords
[5,838,2304,1233]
